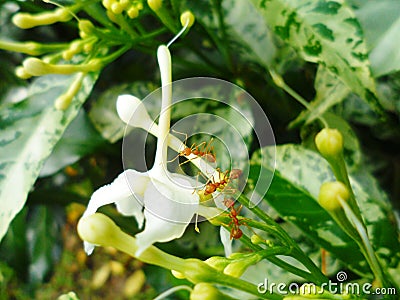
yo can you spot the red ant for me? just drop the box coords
[223,197,244,240]
[203,169,229,195]
[203,169,242,196]
[169,131,216,164]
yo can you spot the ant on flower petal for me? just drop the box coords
[168,130,216,165]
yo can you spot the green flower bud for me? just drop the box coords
[269,70,285,88]
[54,8,73,22]
[223,253,261,278]
[180,11,195,28]
[250,234,264,245]
[171,270,185,279]
[78,20,95,36]
[62,49,75,61]
[106,10,118,23]
[190,283,233,300]
[318,181,349,212]
[148,0,162,11]
[204,256,230,272]
[223,260,247,277]
[83,42,94,53]
[181,259,221,284]
[69,41,83,53]
[315,128,343,159]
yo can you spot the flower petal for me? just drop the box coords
[82,169,149,254]
[220,227,233,257]
[135,175,198,255]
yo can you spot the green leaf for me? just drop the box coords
[0,73,98,242]
[250,144,400,276]
[40,110,105,177]
[0,208,29,281]
[184,0,276,68]
[289,65,350,128]
[252,0,384,115]
[222,0,277,67]
[28,205,63,285]
[355,1,400,76]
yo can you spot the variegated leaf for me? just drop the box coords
[250,144,400,276]
[252,0,384,115]
[0,73,98,242]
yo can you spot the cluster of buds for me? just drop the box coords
[102,0,144,20]
[1,0,195,111]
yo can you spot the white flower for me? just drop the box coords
[81,45,222,256]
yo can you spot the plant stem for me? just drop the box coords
[237,194,328,284]
[269,69,329,128]
[239,235,317,282]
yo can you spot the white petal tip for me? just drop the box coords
[116,94,151,128]
[84,241,95,255]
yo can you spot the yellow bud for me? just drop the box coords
[78,20,95,35]
[111,2,124,14]
[54,8,73,22]
[77,213,122,247]
[62,49,75,61]
[102,0,113,10]
[223,261,247,277]
[55,93,73,110]
[180,11,195,28]
[119,0,130,10]
[12,13,45,29]
[136,2,144,10]
[106,10,118,23]
[127,6,139,19]
[86,58,102,71]
[12,9,72,29]
[124,270,146,297]
[91,263,111,289]
[22,57,50,76]
[69,41,83,53]
[109,261,125,275]
[318,181,349,212]
[250,234,264,245]
[171,270,186,279]
[190,283,232,300]
[204,256,230,272]
[148,0,162,11]
[15,66,32,79]
[270,70,285,88]
[83,42,94,53]
[315,128,343,158]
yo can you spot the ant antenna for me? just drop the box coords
[43,0,80,22]
[167,18,189,48]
